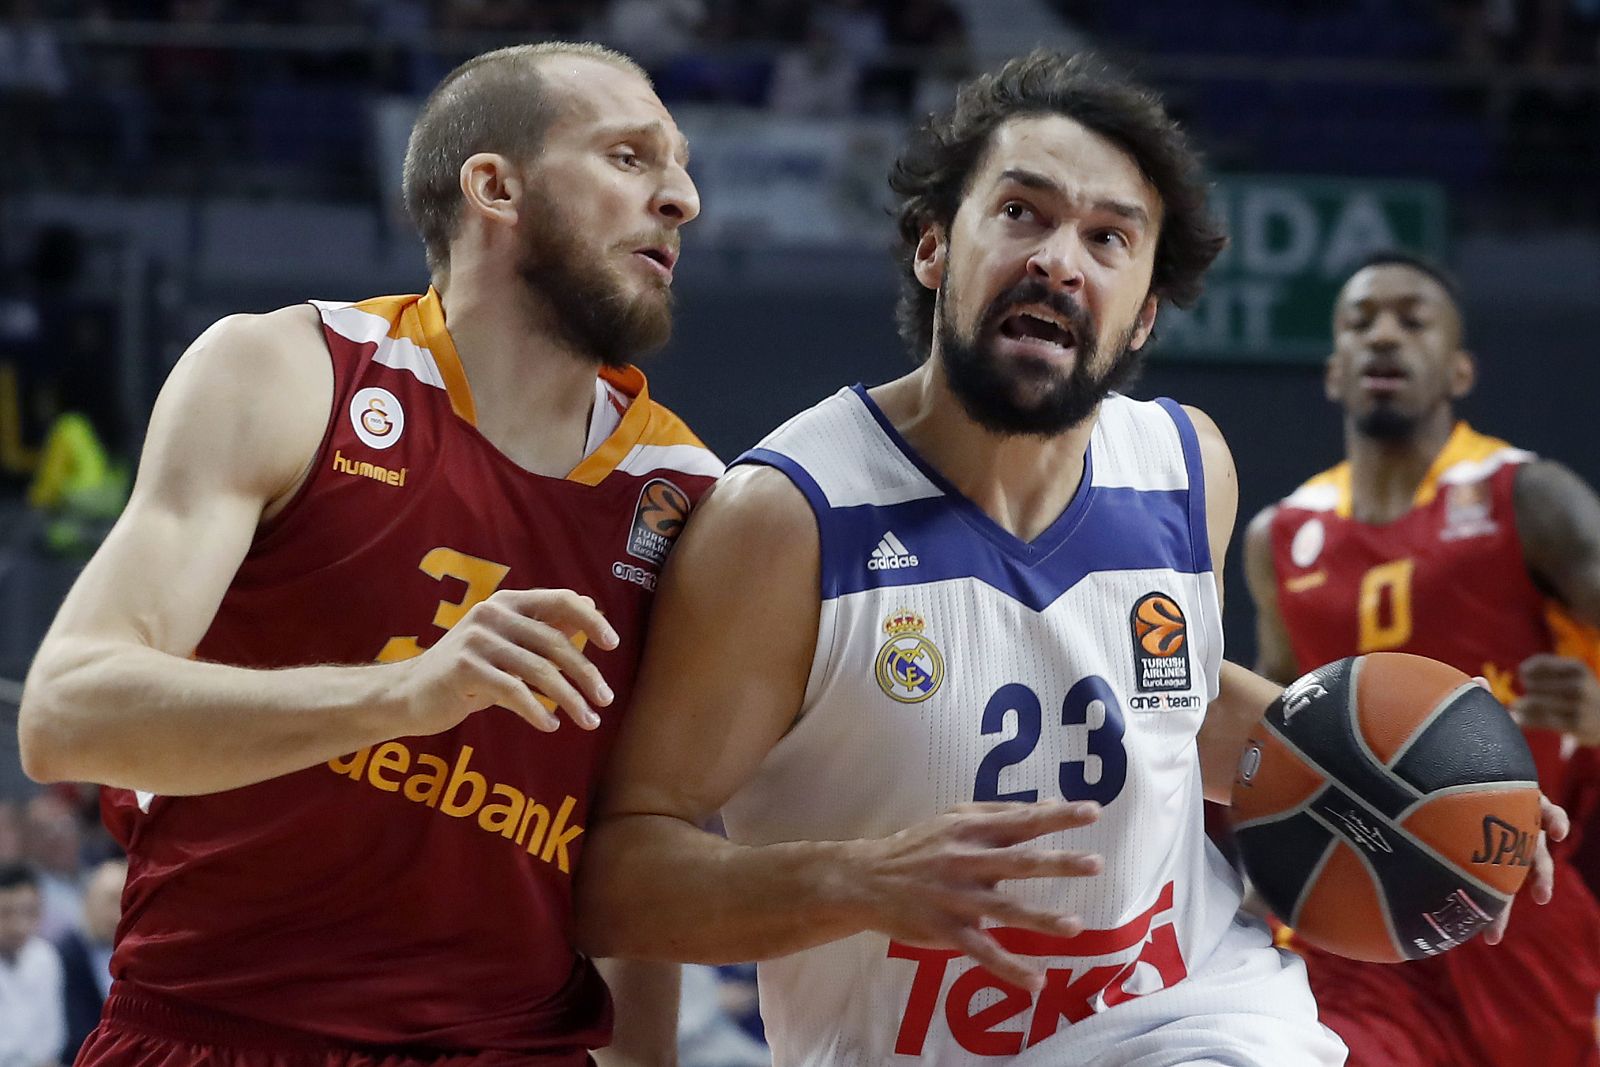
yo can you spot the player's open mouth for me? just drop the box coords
[997,308,1076,356]
[633,247,676,281]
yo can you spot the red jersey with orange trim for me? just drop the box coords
[1269,422,1580,798]
[1270,423,1600,1067]
[99,290,722,1055]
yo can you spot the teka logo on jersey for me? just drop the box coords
[627,478,691,566]
[1130,592,1190,693]
[887,881,1187,1056]
[350,387,404,450]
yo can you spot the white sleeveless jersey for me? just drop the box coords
[722,387,1339,1066]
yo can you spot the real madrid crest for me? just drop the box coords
[874,609,945,704]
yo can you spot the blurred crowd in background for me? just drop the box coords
[0,0,1596,205]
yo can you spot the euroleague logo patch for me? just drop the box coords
[626,478,691,566]
[874,609,944,704]
[1131,592,1190,693]
[350,387,404,450]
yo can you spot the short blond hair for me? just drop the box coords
[401,42,651,273]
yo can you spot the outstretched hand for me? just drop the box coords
[1483,792,1567,945]
[846,800,1103,991]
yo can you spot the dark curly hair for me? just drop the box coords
[890,51,1228,360]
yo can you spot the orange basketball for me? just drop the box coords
[1231,652,1542,963]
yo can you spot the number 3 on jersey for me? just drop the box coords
[376,548,511,663]
[376,547,591,713]
[973,677,1127,805]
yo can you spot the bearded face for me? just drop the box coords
[936,273,1144,437]
[515,190,674,368]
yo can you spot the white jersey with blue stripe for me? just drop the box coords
[721,386,1341,1066]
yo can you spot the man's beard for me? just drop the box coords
[1354,405,1419,442]
[937,277,1144,437]
[516,198,673,368]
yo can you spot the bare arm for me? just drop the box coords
[575,465,1102,991]
[1512,459,1600,743]
[19,308,617,794]
[592,959,679,1067]
[1242,505,1299,685]
[1181,407,1287,803]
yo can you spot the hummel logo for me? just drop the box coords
[868,531,919,571]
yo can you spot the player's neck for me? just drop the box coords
[872,362,1093,544]
[1344,409,1457,524]
[435,275,603,478]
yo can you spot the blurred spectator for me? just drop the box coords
[1445,0,1600,63]
[53,858,125,1063]
[811,0,888,66]
[21,796,83,942]
[602,0,707,66]
[143,0,237,175]
[0,0,69,97]
[439,0,597,35]
[679,964,769,1067]
[768,20,861,116]
[0,0,71,188]
[885,0,970,114]
[0,805,21,866]
[0,862,65,1067]
[0,226,127,546]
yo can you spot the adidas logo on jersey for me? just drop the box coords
[868,531,919,571]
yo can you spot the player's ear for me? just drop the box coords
[1449,348,1477,400]
[911,223,947,291]
[1323,352,1340,404]
[1128,294,1160,351]
[459,153,523,229]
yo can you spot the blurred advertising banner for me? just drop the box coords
[1156,176,1447,362]
[672,109,903,247]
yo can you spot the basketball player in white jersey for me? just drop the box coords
[575,53,1552,1065]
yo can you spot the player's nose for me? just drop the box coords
[654,163,700,227]
[1026,232,1086,293]
[1364,315,1406,354]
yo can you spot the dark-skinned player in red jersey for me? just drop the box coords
[1244,252,1600,1067]
[17,42,720,1067]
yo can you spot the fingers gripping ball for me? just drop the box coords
[1231,653,1542,963]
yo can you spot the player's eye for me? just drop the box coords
[612,149,643,170]
[1090,229,1130,250]
[1001,201,1037,223]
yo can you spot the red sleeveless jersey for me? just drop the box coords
[99,290,722,1055]
[1266,422,1586,797]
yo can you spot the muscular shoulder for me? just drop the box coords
[687,463,817,547]
[1514,459,1600,592]
[1513,458,1599,522]
[139,304,332,508]
[1178,404,1239,559]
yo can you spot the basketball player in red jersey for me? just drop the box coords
[16,43,718,1066]
[1244,252,1600,1067]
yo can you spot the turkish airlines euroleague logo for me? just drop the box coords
[1131,592,1190,693]
[626,478,691,566]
